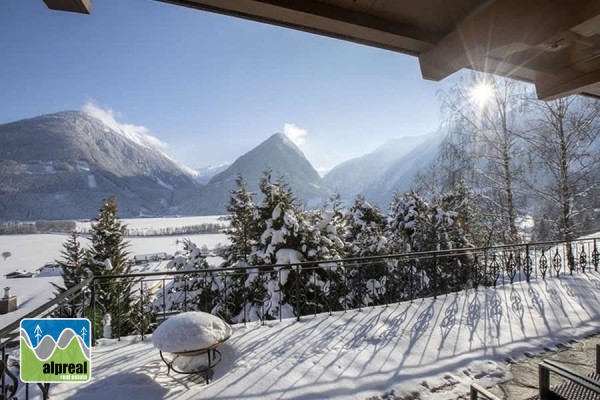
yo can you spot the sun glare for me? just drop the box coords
[469,81,494,108]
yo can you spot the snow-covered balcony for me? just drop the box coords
[2,237,600,399]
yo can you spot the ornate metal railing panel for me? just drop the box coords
[2,237,600,398]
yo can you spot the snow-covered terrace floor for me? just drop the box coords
[47,273,600,400]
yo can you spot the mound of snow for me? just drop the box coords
[152,312,232,353]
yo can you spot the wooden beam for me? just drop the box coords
[535,63,600,100]
[156,0,439,55]
[43,0,91,14]
[419,0,600,82]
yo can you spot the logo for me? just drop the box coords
[20,318,91,383]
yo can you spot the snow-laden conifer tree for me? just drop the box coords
[344,196,388,307]
[85,196,135,336]
[346,196,388,257]
[223,175,258,264]
[298,194,349,314]
[305,194,347,261]
[152,239,224,316]
[251,170,304,266]
[389,190,474,296]
[240,171,306,320]
[51,231,87,318]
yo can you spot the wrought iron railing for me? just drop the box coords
[1,237,599,399]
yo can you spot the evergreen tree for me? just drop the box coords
[153,239,220,316]
[224,175,258,264]
[388,190,473,296]
[439,180,490,247]
[299,195,348,314]
[51,231,87,318]
[86,196,135,336]
[346,196,388,258]
[305,194,347,261]
[344,196,388,307]
[252,170,304,265]
[246,171,305,319]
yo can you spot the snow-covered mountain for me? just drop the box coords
[194,163,231,185]
[181,133,330,215]
[323,133,441,207]
[362,132,443,206]
[0,110,447,219]
[0,111,202,220]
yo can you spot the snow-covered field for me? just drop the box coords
[17,271,600,400]
[0,223,229,328]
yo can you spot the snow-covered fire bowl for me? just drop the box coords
[152,311,233,383]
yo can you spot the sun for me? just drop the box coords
[469,80,494,108]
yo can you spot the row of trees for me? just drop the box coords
[221,173,478,265]
[153,172,480,322]
[0,220,77,235]
[123,223,225,237]
[418,74,600,245]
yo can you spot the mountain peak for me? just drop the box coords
[179,132,329,215]
[0,111,201,220]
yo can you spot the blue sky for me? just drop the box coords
[21,318,91,348]
[0,0,453,172]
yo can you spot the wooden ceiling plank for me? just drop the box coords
[43,0,91,14]
[157,0,441,47]
[418,0,600,82]
[536,66,600,100]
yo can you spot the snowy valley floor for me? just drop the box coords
[39,272,600,400]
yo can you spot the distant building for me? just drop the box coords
[133,252,171,265]
[5,270,34,279]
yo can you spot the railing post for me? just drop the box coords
[409,262,413,302]
[162,278,166,319]
[472,254,479,290]
[539,363,550,398]
[1,346,6,399]
[278,269,282,322]
[39,383,50,400]
[596,344,600,375]
[384,260,389,307]
[593,239,599,272]
[313,269,317,316]
[296,265,301,322]
[433,254,437,300]
[524,244,531,283]
[140,281,144,341]
[184,278,188,312]
[91,280,97,346]
[116,285,121,341]
[344,266,348,312]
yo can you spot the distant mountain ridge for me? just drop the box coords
[0,110,445,220]
[180,133,331,215]
[0,111,202,220]
[195,163,231,185]
[323,132,442,207]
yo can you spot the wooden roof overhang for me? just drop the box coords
[43,0,600,100]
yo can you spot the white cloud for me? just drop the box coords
[283,123,307,148]
[81,101,168,151]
